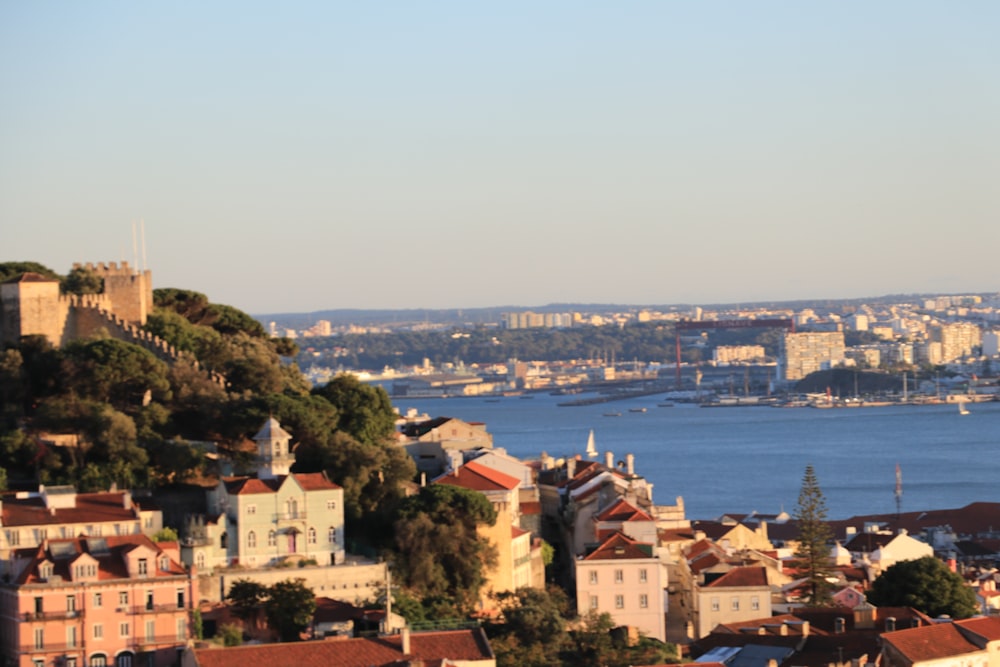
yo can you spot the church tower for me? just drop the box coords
[253,417,294,479]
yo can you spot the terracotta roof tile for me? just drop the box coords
[293,472,340,491]
[881,622,980,662]
[1,491,141,527]
[434,460,519,492]
[596,497,654,523]
[191,628,493,667]
[703,566,768,588]
[583,532,654,561]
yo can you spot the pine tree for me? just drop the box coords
[793,464,835,605]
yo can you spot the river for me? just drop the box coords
[391,393,999,520]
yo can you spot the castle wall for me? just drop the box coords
[0,280,69,347]
[72,261,151,325]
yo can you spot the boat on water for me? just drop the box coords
[629,407,647,413]
[959,401,970,415]
[585,429,598,458]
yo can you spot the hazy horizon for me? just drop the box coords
[3,3,998,314]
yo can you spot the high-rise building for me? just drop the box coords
[782,331,845,381]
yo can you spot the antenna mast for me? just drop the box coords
[141,218,148,272]
[132,220,139,273]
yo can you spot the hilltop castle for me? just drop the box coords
[0,261,178,362]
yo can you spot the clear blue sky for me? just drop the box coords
[2,2,998,314]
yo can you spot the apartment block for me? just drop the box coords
[782,331,845,381]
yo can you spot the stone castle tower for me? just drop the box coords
[0,261,157,352]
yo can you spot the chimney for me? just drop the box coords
[123,491,133,511]
[605,451,614,469]
[834,617,845,634]
[566,458,576,479]
[885,616,896,632]
[625,453,634,476]
[401,626,411,655]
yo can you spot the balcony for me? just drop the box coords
[21,610,82,622]
[20,642,82,654]
[271,511,307,523]
[130,604,186,615]
[130,635,187,650]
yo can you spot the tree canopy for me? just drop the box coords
[867,556,979,619]
[390,484,498,615]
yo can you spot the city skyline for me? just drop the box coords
[2,2,998,315]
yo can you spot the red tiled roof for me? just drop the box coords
[223,477,281,495]
[191,629,493,667]
[511,526,529,539]
[434,460,519,492]
[583,531,654,561]
[294,472,341,491]
[596,497,654,523]
[881,622,980,662]
[704,566,768,588]
[1,491,141,527]
[15,534,186,585]
[954,616,1000,641]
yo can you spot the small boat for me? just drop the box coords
[629,407,647,413]
[585,429,598,458]
[603,412,622,417]
[959,401,970,415]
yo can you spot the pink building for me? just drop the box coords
[0,535,191,667]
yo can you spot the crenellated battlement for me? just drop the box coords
[72,261,147,278]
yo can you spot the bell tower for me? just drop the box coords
[253,417,294,479]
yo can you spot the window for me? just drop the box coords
[286,499,298,518]
[145,591,154,611]
[93,592,102,608]
[710,597,720,612]
[119,592,129,607]
[33,627,44,650]
[145,620,155,642]
[67,595,76,612]
[614,569,623,584]
[589,570,598,585]
[328,527,337,544]
[137,558,148,576]
[308,527,316,544]
[40,563,53,579]
[176,589,185,609]
[8,529,19,546]
[176,617,186,640]
[751,596,760,611]
[247,531,257,549]
[91,655,107,667]
[120,622,130,637]
[196,553,205,569]
[93,624,103,640]
[66,658,77,667]
[731,597,740,611]
[639,594,649,609]
[116,654,133,667]
[589,595,598,609]
[34,596,43,614]
[67,626,77,648]
[614,595,624,609]
[326,500,336,510]
[34,660,45,667]
[639,568,648,583]
[267,530,276,547]
[246,504,256,516]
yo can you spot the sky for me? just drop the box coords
[2,3,998,315]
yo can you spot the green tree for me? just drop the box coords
[264,578,316,642]
[226,579,268,625]
[793,464,835,605]
[486,587,570,667]
[63,338,171,414]
[153,527,179,542]
[218,623,243,647]
[312,374,397,447]
[391,485,497,614]
[867,556,978,619]
[0,262,60,283]
[61,266,104,295]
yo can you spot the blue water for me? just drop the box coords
[393,394,1000,520]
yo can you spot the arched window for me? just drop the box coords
[328,527,337,544]
[307,527,316,544]
[286,499,298,519]
[116,651,134,667]
[90,654,107,667]
[267,530,276,547]
[247,531,256,549]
